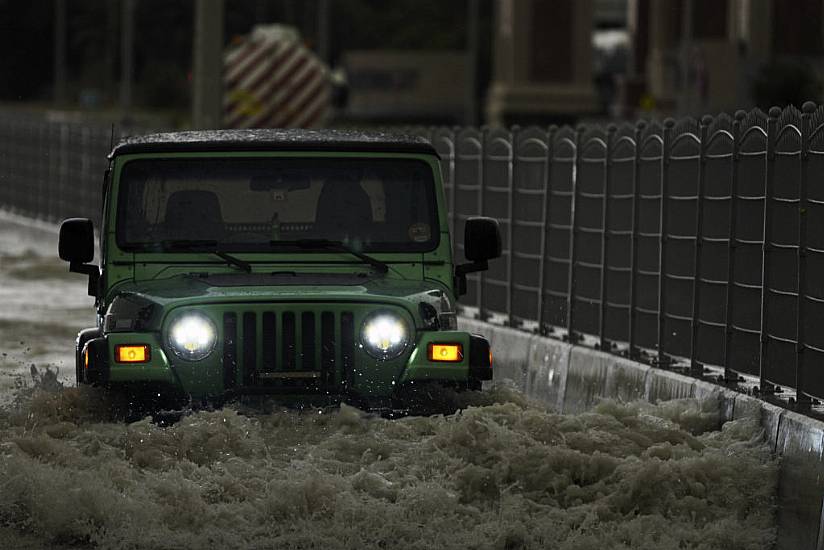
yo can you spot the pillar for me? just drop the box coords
[485,0,598,125]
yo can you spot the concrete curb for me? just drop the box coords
[461,317,824,550]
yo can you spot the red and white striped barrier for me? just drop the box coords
[223,25,330,129]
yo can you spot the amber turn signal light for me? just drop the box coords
[115,344,151,363]
[428,343,463,362]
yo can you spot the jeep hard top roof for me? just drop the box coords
[110,129,439,158]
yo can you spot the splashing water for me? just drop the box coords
[0,376,777,550]
[0,216,95,398]
[0,215,777,549]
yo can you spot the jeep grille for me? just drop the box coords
[222,309,355,392]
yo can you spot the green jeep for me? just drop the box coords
[58,129,501,413]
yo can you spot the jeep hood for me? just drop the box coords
[104,272,453,331]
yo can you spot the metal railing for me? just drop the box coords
[412,102,824,409]
[3,105,824,409]
[0,110,145,226]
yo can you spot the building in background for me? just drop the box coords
[626,0,742,117]
[341,51,468,124]
[9,0,824,128]
[485,0,824,125]
[485,0,600,125]
[627,0,824,117]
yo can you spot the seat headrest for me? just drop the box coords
[316,180,373,227]
[164,190,224,240]
[165,190,223,223]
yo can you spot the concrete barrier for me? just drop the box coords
[461,317,824,550]
[524,336,570,412]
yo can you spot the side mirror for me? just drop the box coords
[59,218,99,297]
[59,218,95,263]
[465,217,502,261]
[455,217,502,296]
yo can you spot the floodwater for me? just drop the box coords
[0,213,777,549]
[0,214,94,399]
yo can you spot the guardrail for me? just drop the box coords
[2,105,824,411]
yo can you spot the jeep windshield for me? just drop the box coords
[116,157,440,253]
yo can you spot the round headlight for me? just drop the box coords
[167,312,217,361]
[360,311,409,360]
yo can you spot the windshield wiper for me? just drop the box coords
[213,251,252,273]
[158,240,252,273]
[270,239,389,274]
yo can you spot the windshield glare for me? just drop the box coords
[116,157,439,253]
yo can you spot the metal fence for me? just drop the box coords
[3,105,824,408]
[0,110,143,226]
[411,103,824,409]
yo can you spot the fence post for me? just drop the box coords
[448,128,458,254]
[0,116,9,211]
[598,125,616,350]
[506,126,519,327]
[795,102,815,409]
[477,126,489,321]
[758,106,781,396]
[537,126,557,336]
[57,122,71,222]
[656,118,675,366]
[628,121,645,359]
[45,121,58,221]
[80,126,92,219]
[689,115,711,377]
[723,110,746,385]
[566,125,584,342]
[4,117,15,213]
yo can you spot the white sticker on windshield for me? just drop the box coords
[408,223,431,242]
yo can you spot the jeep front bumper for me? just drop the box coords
[82,330,492,402]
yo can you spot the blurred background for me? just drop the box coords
[0,0,822,129]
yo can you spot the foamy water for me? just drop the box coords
[0,214,95,399]
[0,382,777,550]
[0,214,777,549]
